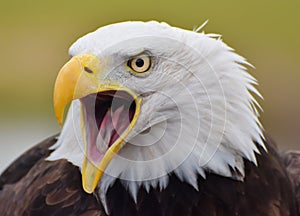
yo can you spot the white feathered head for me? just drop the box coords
[48,21,264,202]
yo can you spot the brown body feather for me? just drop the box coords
[281,150,300,215]
[0,134,299,215]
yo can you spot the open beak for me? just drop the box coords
[54,54,141,193]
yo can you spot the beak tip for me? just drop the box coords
[58,119,63,126]
[54,110,64,126]
[82,177,97,194]
[82,159,103,194]
[82,185,94,194]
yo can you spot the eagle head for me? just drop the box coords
[48,21,264,205]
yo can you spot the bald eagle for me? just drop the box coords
[0,21,299,216]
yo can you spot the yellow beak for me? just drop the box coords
[54,54,100,125]
[53,54,141,194]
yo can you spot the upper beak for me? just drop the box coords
[54,54,100,125]
[53,54,141,194]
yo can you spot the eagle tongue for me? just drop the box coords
[95,105,125,153]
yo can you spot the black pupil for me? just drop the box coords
[135,58,144,67]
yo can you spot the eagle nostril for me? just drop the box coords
[84,66,93,73]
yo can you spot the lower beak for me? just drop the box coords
[53,54,141,193]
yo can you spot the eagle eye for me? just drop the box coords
[127,55,152,74]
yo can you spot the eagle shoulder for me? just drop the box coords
[0,135,57,189]
[0,135,104,216]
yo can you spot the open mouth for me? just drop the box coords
[80,90,136,164]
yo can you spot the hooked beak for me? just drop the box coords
[54,54,141,193]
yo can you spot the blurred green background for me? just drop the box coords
[0,0,299,171]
